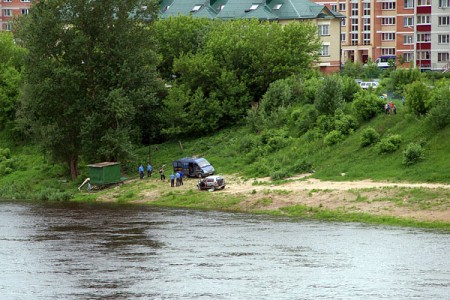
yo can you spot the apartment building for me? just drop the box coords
[0,0,31,31]
[313,0,450,71]
[160,0,345,73]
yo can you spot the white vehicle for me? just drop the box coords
[197,175,226,191]
[360,81,379,90]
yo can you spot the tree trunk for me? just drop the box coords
[69,155,78,181]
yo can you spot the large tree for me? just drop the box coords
[0,32,26,132]
[16,0,161,180]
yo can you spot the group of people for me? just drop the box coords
[169,171,184,187]
[138,163,166,181]
[384,101,397,115]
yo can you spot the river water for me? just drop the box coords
[0,201,449,299]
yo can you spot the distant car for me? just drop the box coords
[197,175,226,191]
[360,81,379,90]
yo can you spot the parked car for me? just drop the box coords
[197,175,226,191]
[360,81,379,90]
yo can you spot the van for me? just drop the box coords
[173,157,215,178]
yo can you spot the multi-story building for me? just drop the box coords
[314,0,450,71]
[0,0,31,31]
[160,0,345,73]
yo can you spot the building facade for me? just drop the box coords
[313,0,450,71]
[0,0,32,31]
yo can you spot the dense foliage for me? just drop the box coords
[15,0,161,179]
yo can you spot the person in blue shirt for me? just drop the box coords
[147,163,152,177]
[170,173,175,187]
[138,164,144,179]
[175,172,181,186]
[178,171,184,186]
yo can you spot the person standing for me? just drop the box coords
[175,171,181,186]
[147,163,152,177]
[159,167,165,181]
[393,104,397,115]
[170,173,175,187]
[138,164,144,179]
[179,170,184,186]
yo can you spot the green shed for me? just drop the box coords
[87,162,122,186]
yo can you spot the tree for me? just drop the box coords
[404,81,431,117]
[0,32,26,131]
[315,75,344,115]
[16,0,161,180]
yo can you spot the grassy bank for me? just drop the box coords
[1,102,450,230]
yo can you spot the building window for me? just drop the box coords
[403,52,414,62]
[351,33,358,45]
[318,25,329,36]
[382,2,396,10]
[363,18,371,31]
[351,3,358,16]
[339,3,346,11]
[21,9,29,15]
[249,4,259,10]
[404,17,414,27]
[382,33,396,41]
[418,51,431,60]
[319,45,329,56]
[438,52,450,62]
[404,0,414,8]
[381,17,396,25]
[3,9,12,16]
[341,18,346,26]
[3,23,12,31]
[382,48,396,55]
[341,33,346,42]
[330,4,337,11]
[21,0,31,2]
[191,5,202,12]
[417,0,431,5]
[439,0,450,7]
[363,33,371,45]
[417,15,430,25]
[417,33,431,42]
[351,18,358,32]
[363,3,370,15]
[438,34,450,44]
[404,35,414,44]
[439,16,450,26]
[4,0,12,2]
[273,4,282,10]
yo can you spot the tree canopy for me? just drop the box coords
[16,0,161,179]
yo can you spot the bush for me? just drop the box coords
[377,134,402,153]
[324,130,345,146]
[290,159,313,174]
[352,91,385,121]
[404,81,431,116]
[403,143,425,165]
[270,170,290,180]
[427,79,450,129]
[360,127,380,147]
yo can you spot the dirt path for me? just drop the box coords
[129,174,450,223]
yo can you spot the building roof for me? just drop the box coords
[160,0,344,20]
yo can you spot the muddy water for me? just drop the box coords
[0,201,449,299]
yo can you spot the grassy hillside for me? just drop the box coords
[1,99,450,202]
[139,101,450,184]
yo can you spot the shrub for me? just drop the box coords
[427,79,450,129]
[360,127,380,147]
[270,170,290,180]
[290,104,319,134]
[377,134,402,154]
[404,81,431,116]
[334,111,358,135]
[290,159,313,174]
[352,91,385,121]
[403,143,425,165]
[324,130,345,146]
